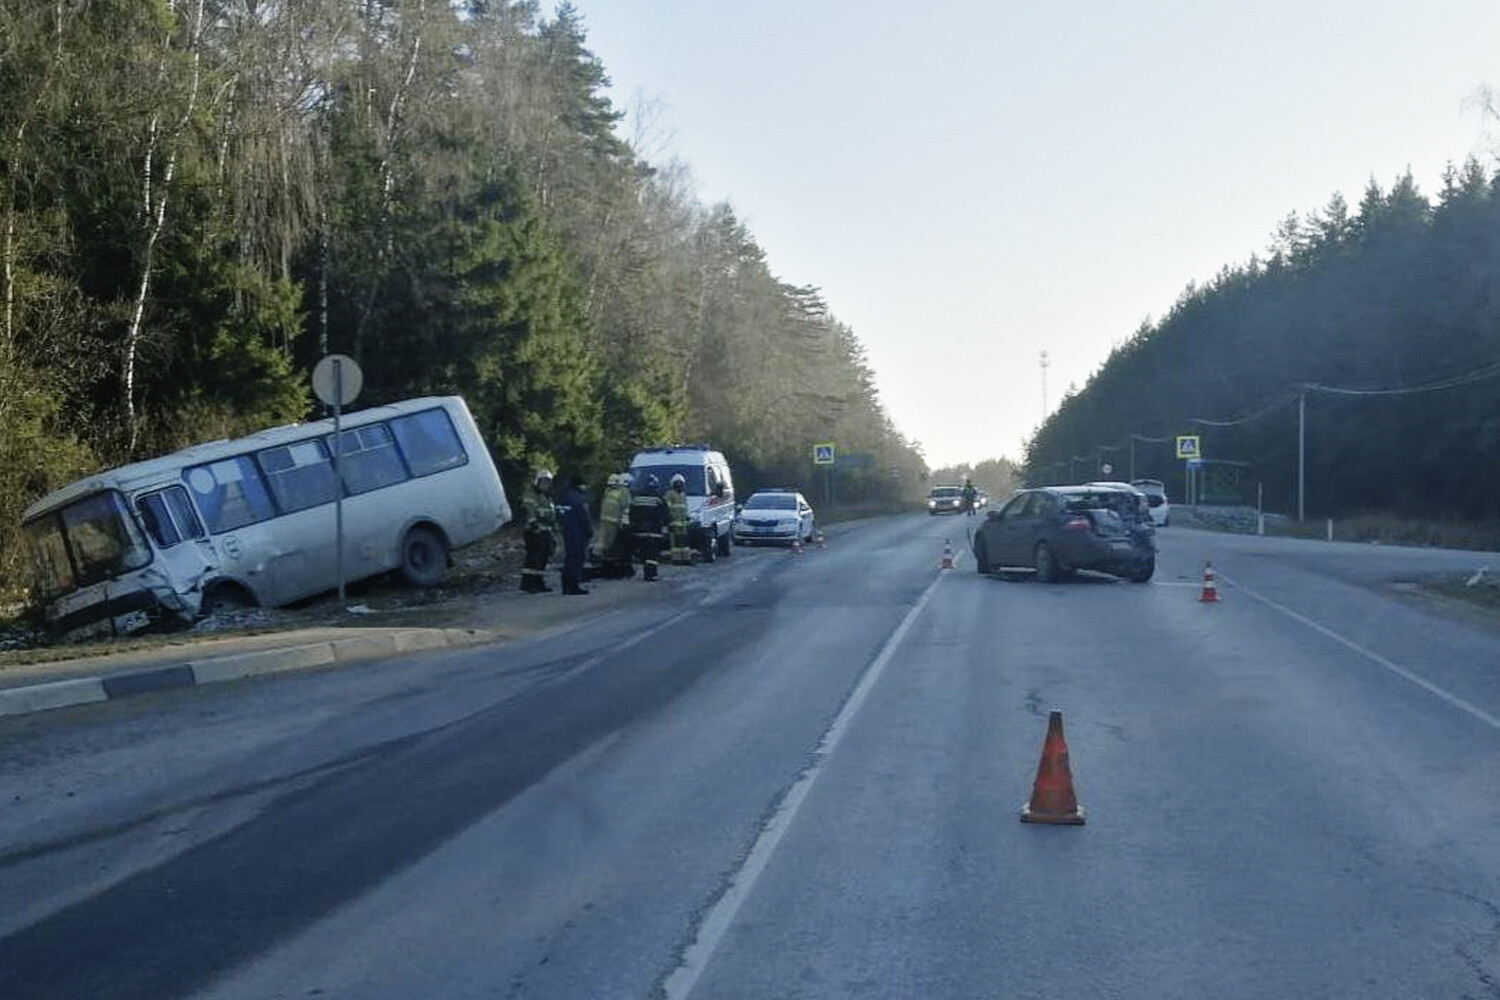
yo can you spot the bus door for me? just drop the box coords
[134,485,217,608]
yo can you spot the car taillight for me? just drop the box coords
[1062,515,1092,533]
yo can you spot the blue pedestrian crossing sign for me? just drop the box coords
[1175,435,1201,460]
[813,442,836,465]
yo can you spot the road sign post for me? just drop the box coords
[812,442,835,510]
[1176,436,1201,506]
[313,354,363,606]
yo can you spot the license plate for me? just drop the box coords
[115,609,151,633]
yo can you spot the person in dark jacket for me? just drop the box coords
[628,475,669,581]
[556,476,594,595]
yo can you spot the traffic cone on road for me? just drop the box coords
[1021,711,1085,825]
[816,530,827,549]
[792,536,804,556]
[940,539,954,570]
[1199,561,1220,603]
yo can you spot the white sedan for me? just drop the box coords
[734,491,816,545]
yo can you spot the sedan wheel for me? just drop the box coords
[974,537,991,574]
[1034,541,1060,583]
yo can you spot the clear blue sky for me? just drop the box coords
[569,0,1498,469]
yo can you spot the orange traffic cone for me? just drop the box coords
[1021,711,1085,825]
[940,539,954,570]
[816,531,827,549]
[792,536,804,555]
[1199,560,1219,603]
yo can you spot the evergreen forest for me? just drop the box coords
[1027,161,1500,522]
[0,1,928,597]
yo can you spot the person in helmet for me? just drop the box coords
[962,477,978,516]
[593,474,629,561]
[665,472,692,565]
[628,473,669,581]
[519,469,557,593]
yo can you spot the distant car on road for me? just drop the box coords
[927,485,965,514]
[1129,479,1171,526]
[972,485,1156,582]
[1085,481,1155,527]
[734,490,815,545]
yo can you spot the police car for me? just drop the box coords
[733,489,816,546]
[627,445,737,561]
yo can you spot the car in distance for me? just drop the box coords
[1130,478,1170,526]
[734,490,815,545]
[971,485,1156,582]
[926,485,965,514]
[1084,481,1155,527]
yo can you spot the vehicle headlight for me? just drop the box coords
[927,499,936,507]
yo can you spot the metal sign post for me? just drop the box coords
[334,363,344,602]
[312,354,363,608]
[812,442,835,512]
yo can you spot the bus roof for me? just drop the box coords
[22,396,469,523]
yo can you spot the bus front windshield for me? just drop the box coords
[24,492,153,599]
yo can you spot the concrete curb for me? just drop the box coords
[0,627,494,721]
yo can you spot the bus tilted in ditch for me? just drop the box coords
[21,396,510,640]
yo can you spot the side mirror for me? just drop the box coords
[986,509,1002,520]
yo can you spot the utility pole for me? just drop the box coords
[1297,388,1306,522]
[1039,351,1050,420]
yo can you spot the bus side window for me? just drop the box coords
[137,493,182,548]
[139,485,207,548]
[390,409,468,478]
[162,485,206,540]
[186,456,277,533]
[258,439,339,514]
[330,423,410,495]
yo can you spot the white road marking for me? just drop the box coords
[1228,575,1500,733]
[566,609,698,678]
[660,569,948,1000]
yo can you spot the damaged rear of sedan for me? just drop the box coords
[971,486,1156,582]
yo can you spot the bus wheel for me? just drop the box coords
[202,582,256,618]
[401,526,448,587]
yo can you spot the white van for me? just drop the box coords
[627,446,736,561]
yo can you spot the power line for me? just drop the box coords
[1189,389,1300,428]
[1306,359,1500,397]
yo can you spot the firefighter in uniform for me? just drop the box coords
[593,474,629,561]
[962,478,978,516]
[628,475,669,581]
[665,472,692,565]
[519,469,557,593]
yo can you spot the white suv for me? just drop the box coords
[1130,479,1170,526]
[628,446,737,560]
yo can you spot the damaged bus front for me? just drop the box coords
[22,484,213,640]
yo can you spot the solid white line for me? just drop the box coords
[566,609,698,677]
[660,569,948,1000]
[1227,575,1500,733]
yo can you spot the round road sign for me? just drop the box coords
[312,354,363,407]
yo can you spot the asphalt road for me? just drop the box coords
[3,515,1500,998]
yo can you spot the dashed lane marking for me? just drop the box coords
[659,566,948,1000]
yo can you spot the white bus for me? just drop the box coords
[20,396,510,640]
